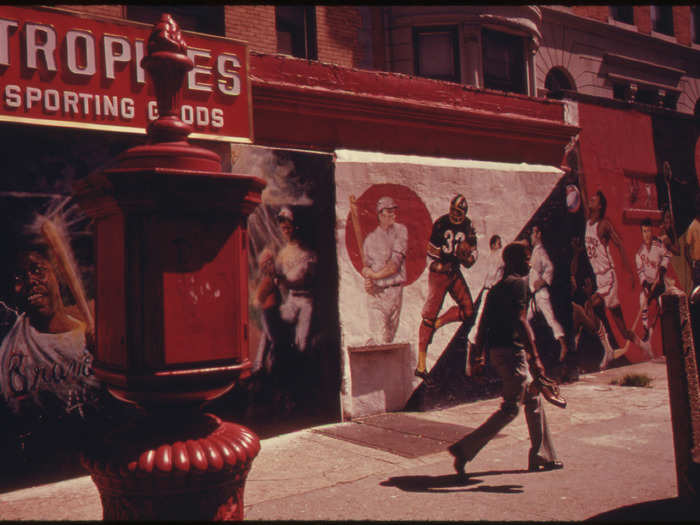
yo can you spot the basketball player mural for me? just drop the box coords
[571,189,636,349]
[416,194,477,383]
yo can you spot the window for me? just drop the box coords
[692,6,700,44]
[482,29,526,94]
[610,6,634,25]
[651,6,674,36]
[127,5,224,36]
[544,68,574,98]
[612,83,627,101]
[413,26,460,82]
[276,6,317,59]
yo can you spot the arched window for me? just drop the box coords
[544,68,575,98]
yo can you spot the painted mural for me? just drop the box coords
[335,141,697,418]
[0,125,141,485]
[223,145,341,423]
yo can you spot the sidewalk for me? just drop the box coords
[0,360,693,521]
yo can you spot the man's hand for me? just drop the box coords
[364,278,380,296]
[469,345,486,377]
[532,277,546,292]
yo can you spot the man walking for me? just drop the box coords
[447,242,563,478]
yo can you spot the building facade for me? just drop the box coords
[0,6,698,482]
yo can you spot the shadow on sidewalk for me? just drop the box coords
[381,469,528,494]
[586,497,698,522]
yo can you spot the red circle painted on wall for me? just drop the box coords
[345,183,433,286]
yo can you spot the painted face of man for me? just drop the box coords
[279,218,294,242]
[641,224,653,247]
[13,250,62,322]
[530,226,541,246]
[378,207,397,230]
[491,238,502,251]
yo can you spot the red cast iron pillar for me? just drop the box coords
[73,14,264,520]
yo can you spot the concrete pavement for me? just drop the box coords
[0,359,695,521]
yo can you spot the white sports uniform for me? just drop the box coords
[363,222,408,344]
[527,243,565,340]
[467,247,503,345]
[0,312,99,415]
[635,238,670,331]
[585,219,620,308]
[276,241,317,352]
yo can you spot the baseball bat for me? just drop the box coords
[40,218,94,333]
[349,195,364,259]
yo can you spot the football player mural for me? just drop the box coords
[416,194,477,383]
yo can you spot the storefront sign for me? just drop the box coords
[0,6,252,142]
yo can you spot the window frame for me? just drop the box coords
[650,5,675,36]
[412,25,461,83]
[481,28,527,95]
[610,6,635,25]
[275,6,318,60]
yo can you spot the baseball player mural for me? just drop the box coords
[359,196,408,345]
[527,224,569,365]
[634,218,670,354]
[466,234,503,357]
[0,205,100,424]
[275,206,317,354]
[416,194,477,383]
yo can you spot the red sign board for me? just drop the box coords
[0,6,252,142]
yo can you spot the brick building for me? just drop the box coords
[0,5,698,469]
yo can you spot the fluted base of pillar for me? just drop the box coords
[81,411,260,521]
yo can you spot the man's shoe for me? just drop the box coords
[414,368,434,385]
[528,455,564,472]
[448,443,468,479]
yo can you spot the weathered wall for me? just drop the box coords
[334,150,564,418]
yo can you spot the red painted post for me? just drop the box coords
[73,14,264,520]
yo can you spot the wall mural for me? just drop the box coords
[335,150,569,418]
[335,145,694,418]
[0,104,696,484]
[223,145,341,423]
[0,125,140,486]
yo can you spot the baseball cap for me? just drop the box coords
[376,196,397,214]
[278,206,294,222]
